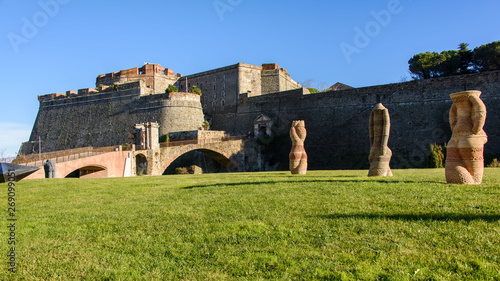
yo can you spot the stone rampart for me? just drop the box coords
[211,71,500,170]
[20,84,204,155]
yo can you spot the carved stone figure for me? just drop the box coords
[445,90,487,184]
[368,103,393,177]
[289,120,307,174]
[43,159,56,178]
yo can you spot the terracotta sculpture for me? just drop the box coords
[368,103,393,177]
[445,90,487,184]
[289,120,307,174]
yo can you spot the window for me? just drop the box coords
[221,100,225,107]
[223,75,226,80]
[214,77,217,82]
[222,92,225,98]
[214,85,216,91]
[213,94,216,100]
[223,83,225,89]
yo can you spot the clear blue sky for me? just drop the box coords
[0,0,498,157]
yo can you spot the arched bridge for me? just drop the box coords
[135,137,246,176]
[16,136,247,179]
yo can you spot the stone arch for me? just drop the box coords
[65,164,108,178]
[135,153,148,175]
[161,148,238,174]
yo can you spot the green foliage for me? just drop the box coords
[202,121,210,130]
[408,41,499,79]
[190,85,202,95]
[487,158,500,167]
[96,84,105,91]
[166,84,178,93]
[174,167,189,174]
[5,170,500,279]
[474,41,500,72]
[121,143,132,150]
[409,51,442,79]
[428,143,445,168]
[159,134,169,143]
[307,88,320,93]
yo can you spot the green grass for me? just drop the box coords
[2,169,500,280]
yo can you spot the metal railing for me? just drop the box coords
[13,145,119,167]
[159,135,247,148]
[13,135,248,166]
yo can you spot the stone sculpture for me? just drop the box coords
[368,103,393,177]
[0,163,39,183]
[289,120,307,174]
[43,159,56,178]
[445,90,487,184]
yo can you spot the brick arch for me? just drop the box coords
[161,148,238,173]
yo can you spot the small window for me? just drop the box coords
[221,100,225,106]
[222,92,225,98]
[223,75,226,80]
[214,77,217,82]
[213,94,216,100]
[223,84,225,89]
[214,85,216,91]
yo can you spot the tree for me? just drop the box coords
[301,79,315,88]
[190,86,202,95]
[166,85,178,93]
[474,41,500,72]
[408,52,442,79]
[318,82,328,92]
[0,148,5,162]
[437,50,460,77]
[457,43,475,74]
[307,88,319,93]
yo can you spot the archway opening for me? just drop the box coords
[163,149,236,175]
[136,154,148,175]
[65,165,107,178]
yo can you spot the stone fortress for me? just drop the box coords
[19,62,500,172]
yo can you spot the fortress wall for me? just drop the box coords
[217,71,500,170]
[20,83,204,155]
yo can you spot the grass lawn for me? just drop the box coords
[1,169,500,280]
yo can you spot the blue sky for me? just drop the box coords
[0,0,499,157]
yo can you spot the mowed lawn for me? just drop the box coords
[2,169,500,280]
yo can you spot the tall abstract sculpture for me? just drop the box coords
[445,90,487,184]
[289,120,307,174]
[0,163,39,183]
[368,103,393,177]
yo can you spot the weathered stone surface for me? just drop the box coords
[221,70,500,170]
[368,103,393,177]
[289,120,307,174]
[445,90,488,184]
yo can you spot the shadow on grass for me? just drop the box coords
[319,213,500,222]
[181,179,441,189]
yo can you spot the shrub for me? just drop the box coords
[308,88,320,94]
[190,86,202,95]
[488,158,500,167]
[166,85,178,93]
[202,121,210,130]
[428,143,445,168]
[159,134,169,143]
[175,167,189,174]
